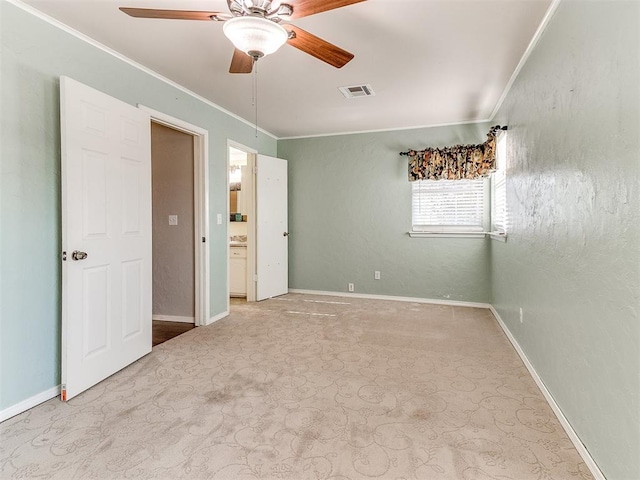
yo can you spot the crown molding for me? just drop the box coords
[489,0,562,120]
[4,0,278,140]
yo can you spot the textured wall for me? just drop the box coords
[151,123,195,318]
[490,1,640,478]
[278,123,493,303]
[0,2,276,411]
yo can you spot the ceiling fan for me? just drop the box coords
[120,0,366,74]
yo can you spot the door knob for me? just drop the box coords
[71,250,88,261]
[283,232,290,237]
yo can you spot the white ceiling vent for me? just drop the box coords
[338,84,375,99]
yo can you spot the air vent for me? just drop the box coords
[338,84,375,99]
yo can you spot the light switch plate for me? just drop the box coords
[217,213,223,225]
[168,215,178,226]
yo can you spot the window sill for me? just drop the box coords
[408,231,508,240]
[408,231,487,239]
[490,232,508,242]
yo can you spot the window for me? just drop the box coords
[410,131,507,239]
[490,131,507,237]
[411,178,486,236]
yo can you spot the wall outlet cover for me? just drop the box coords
[168,215,178,226]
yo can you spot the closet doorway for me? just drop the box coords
[151,122,195,345]
[144,106,210,343]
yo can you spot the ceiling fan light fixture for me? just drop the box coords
[223,16,288,58]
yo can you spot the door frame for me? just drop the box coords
[227,140,257,306]
[140,105,210,326]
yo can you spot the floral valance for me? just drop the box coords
[401,125,505,182]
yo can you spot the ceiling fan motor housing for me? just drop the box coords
[228,0,291,19]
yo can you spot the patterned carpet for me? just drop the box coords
[0,294,592,479]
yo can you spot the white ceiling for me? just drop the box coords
[22,0,552,138]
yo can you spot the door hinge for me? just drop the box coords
[253,274,258,282]
[61,251,67,261]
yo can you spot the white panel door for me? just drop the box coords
[256,155,288,300]
[60,76,152,401]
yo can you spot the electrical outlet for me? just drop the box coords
[519,307,523,324]
[348,283,354,292]
[374,271,381,280]
[216,213,223,225]
[168,215,178,226]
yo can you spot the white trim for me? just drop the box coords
[206,310,230,326]
[488,306,606,480]
[152,315,195,324]
[488,0,562,120]
[288,289,490,309]
[408,231,507,240]
[277,0,562,139]
[245,152,257,302]
[141,106,208,136]
[409,231,487,239]
[5,0,277,140]
[278,118,490,141]
[5,0,558,140]
[0,385,60,423]
[6,0,560,140]
[227,139,258,155]
[141,106,210,327]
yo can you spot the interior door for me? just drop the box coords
[60,76,152,401]
[255,154,288,300]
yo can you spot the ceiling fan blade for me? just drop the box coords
[119,7,222,21]
[229,49,254,74]
[286,0,366,20]
[285,25,354,68]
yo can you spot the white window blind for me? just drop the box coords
[412,179,485,232]
[491,170,507,232]
[491,131,507,233]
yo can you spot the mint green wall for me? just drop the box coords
[0,2,276,411]
[278,123,493,303]
[490,1,640,478]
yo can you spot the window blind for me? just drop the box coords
[491,170,507,233]
[412,179,485,231]
[491,131,507,233]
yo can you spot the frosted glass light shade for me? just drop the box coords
[223,16,288,58]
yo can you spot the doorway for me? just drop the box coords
[227,142,257,304]
[142,106,210,332]
[150,122,196,345]
[226,145,289,305]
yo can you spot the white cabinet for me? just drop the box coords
[229,246,247,296]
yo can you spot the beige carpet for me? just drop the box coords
[1,294,593,479]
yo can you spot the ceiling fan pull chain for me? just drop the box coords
[254,58,259,139]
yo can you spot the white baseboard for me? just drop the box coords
[206,310,229,326]
[288,289,491,309]
[0,385,60,423]
[152,315,195,324]
[488,306,606,480]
